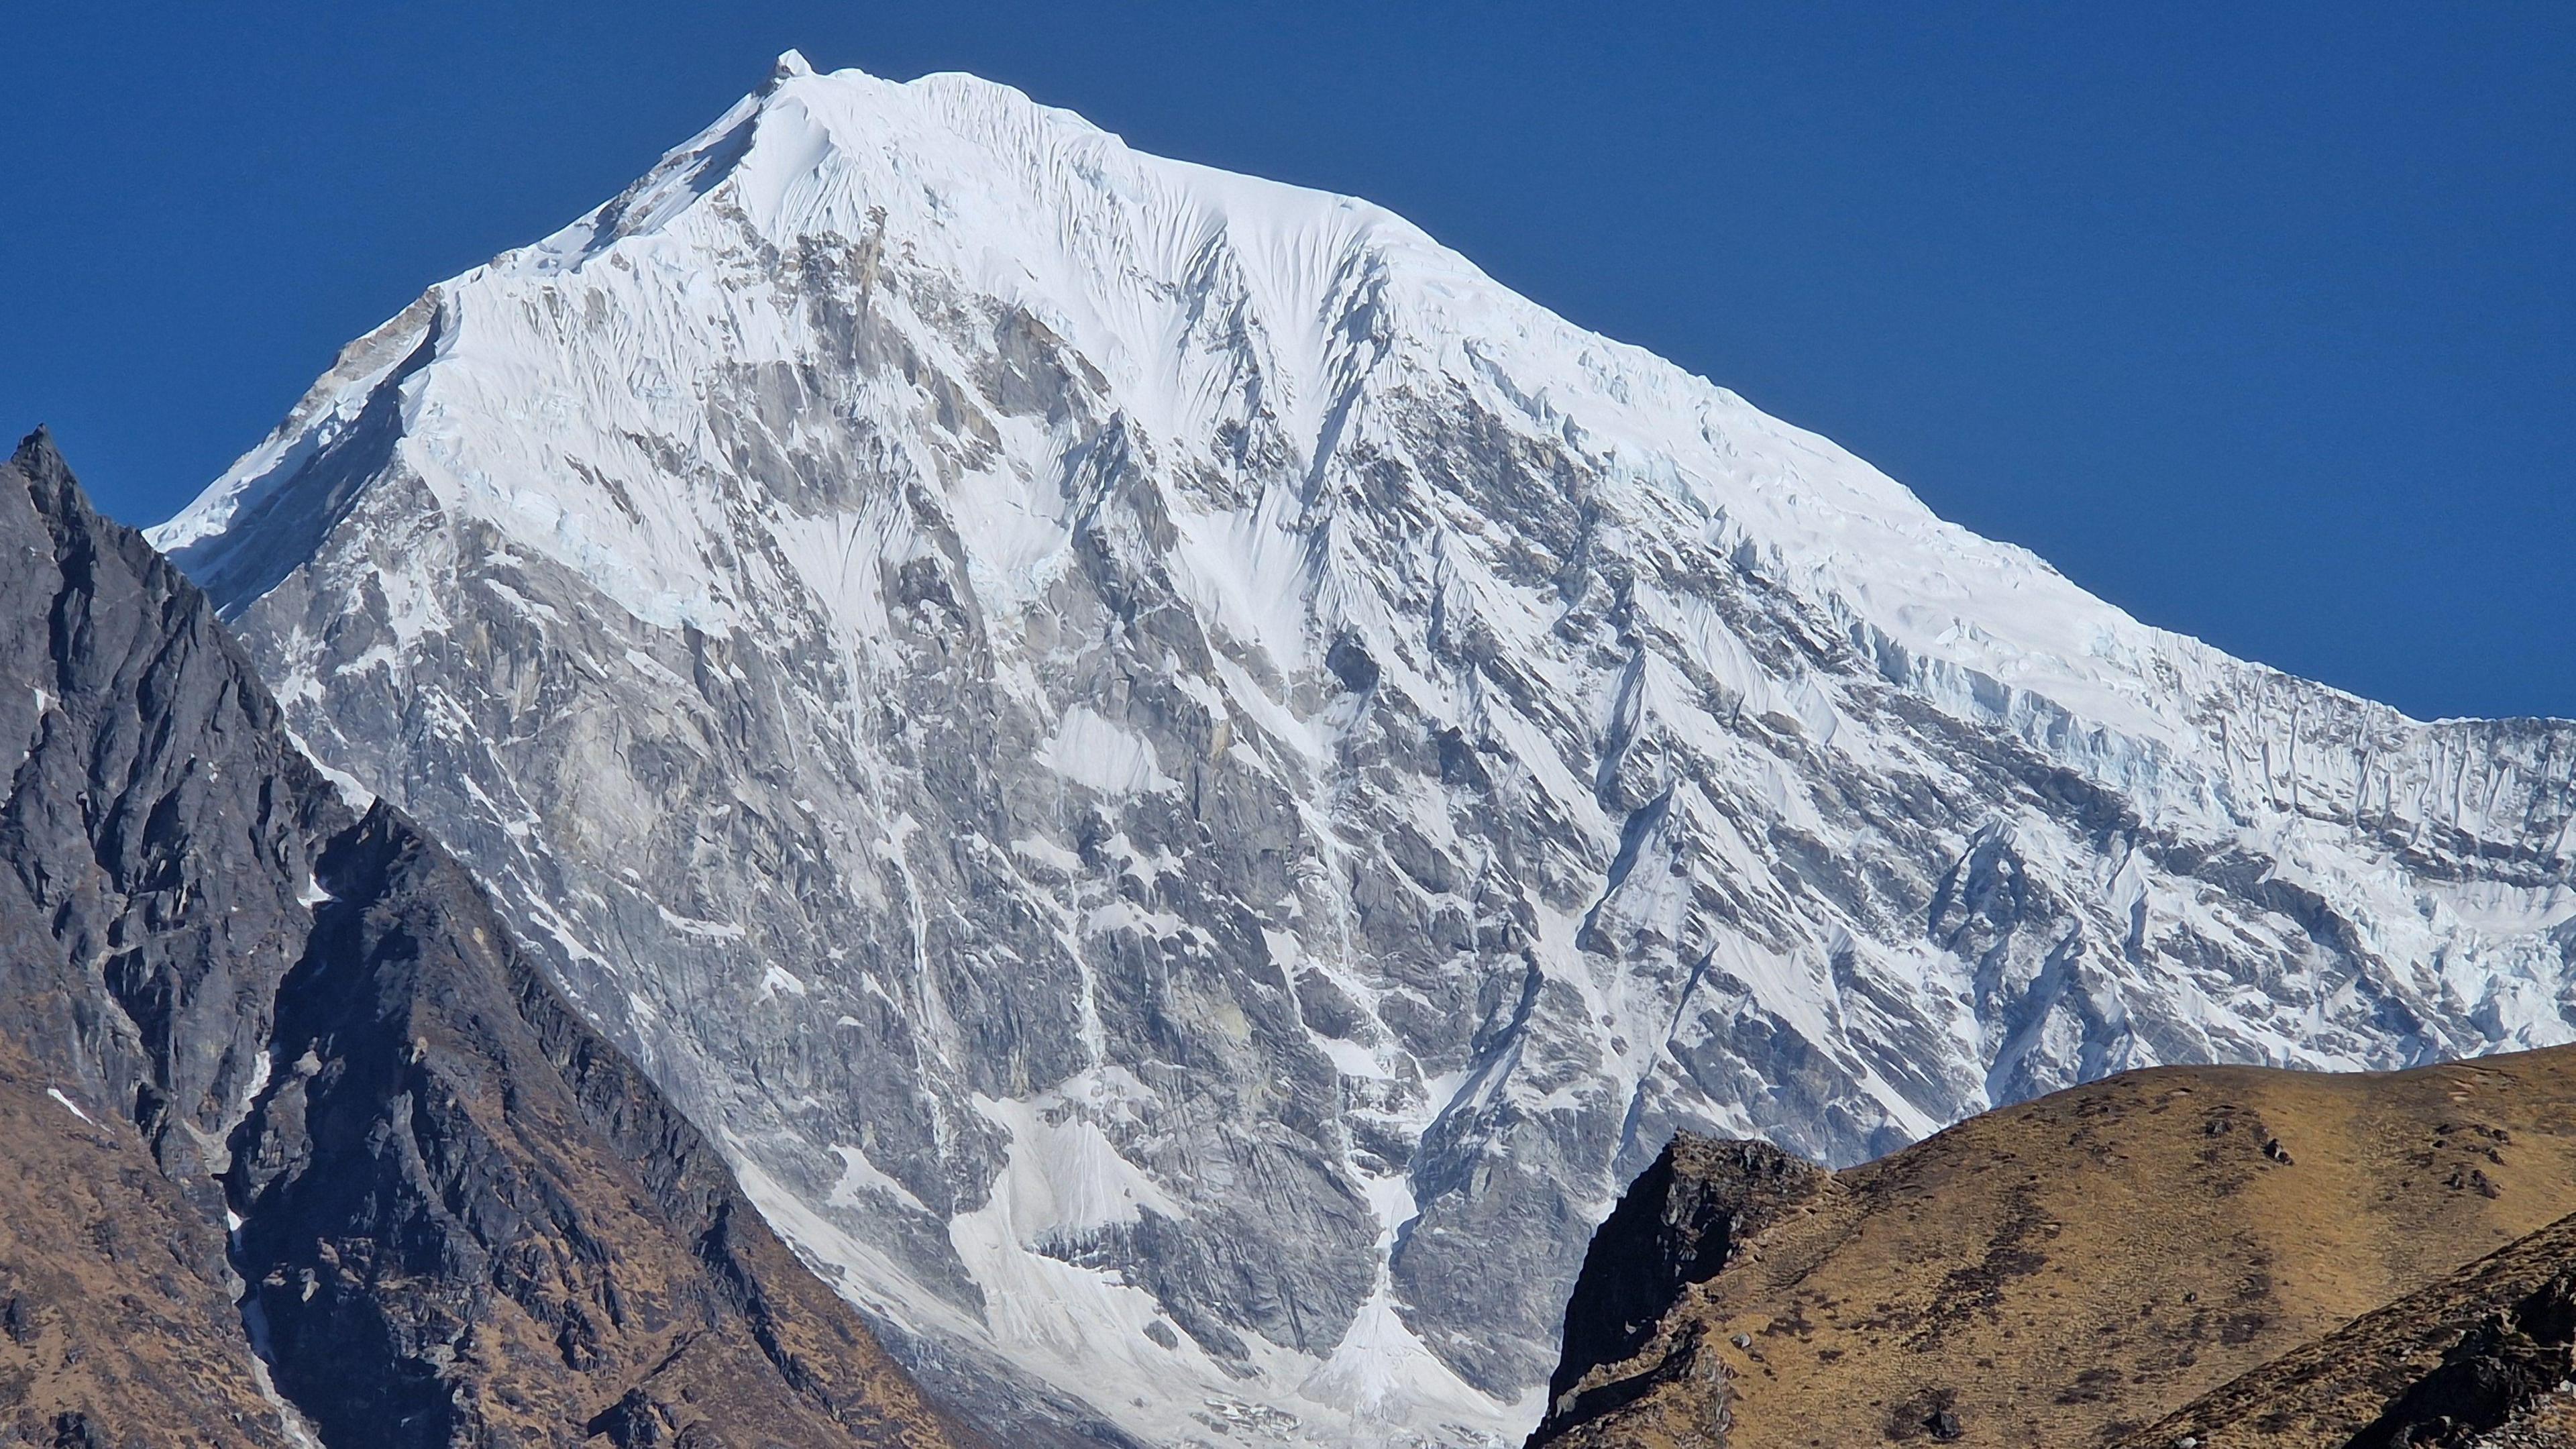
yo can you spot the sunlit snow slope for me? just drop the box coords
[156,52,2576,1449]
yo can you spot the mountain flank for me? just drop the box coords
[0,427,968,1447]
[146,55,2576,1445]
[147,52,2576,1447]
[1529,1048,2576,1448]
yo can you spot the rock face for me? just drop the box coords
[0,427,352,1448]
[0,429,965,1447]
[152,52,2576,1447]
[230,804,973,1449]
[1526,1048,2576,1448]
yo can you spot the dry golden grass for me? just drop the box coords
[0,1054,299,1446]
[1538,1046,2576,1449]
[2116,1208,2576,1448]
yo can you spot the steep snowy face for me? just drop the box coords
[157,52,2576,1448]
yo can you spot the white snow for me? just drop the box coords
[653,904,747,939]
[968,1086,1184,1243]
[1040,706,1177,797]
[45,1087,92,1125]
[827,1143,929,1216]
[282,727,376,809]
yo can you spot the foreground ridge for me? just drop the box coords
[1530,1051,2576,1448]
[0,429,967,1447]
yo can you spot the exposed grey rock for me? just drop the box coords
[1,429,968,1449]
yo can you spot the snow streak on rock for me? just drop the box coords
[158,50,2576,1447]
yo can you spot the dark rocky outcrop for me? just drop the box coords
[0,426,335,1444]
[226,802,969,1447]
[2347,1271,2574,1449]
[1538,1136,1826,1434]
[0,429,968,1446]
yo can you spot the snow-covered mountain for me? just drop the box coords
[154,51,2576,1448]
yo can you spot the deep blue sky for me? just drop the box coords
[5,4,2569,720]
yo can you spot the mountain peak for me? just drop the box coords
[147,55,2576,1449]
[771,46,814,82]
[11,425,62,478]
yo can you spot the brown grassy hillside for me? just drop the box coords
[1531,1046,2576,1448]
[2118,1208,2576,1449]
[0,1049,299,1446]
